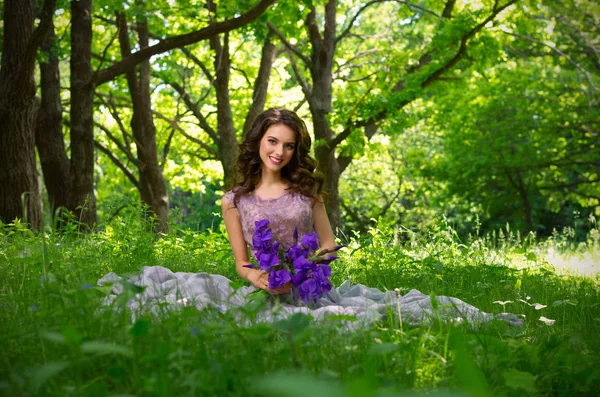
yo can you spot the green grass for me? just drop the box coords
[0,216,599,396]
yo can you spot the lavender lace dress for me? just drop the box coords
[97,190,523,328]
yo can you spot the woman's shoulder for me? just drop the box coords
[223,187,253,207]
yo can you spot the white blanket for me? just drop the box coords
[98,266,523,328]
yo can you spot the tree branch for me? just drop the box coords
[336,0,441,44]
[167,81,220,143]
[323,0,337,52]
[179,46,215,81]
[17,0,57,92]
[287,51,312,98]
[94,140,140,188]
[442,0,457,19]
[243,31,277,136]
[96,93,134,152]
[267,22,311,67]
[502,29,599,92]
[327,77,377,149]
[152,110,219,157]
[305,4,322,51]
[94,122,139,166]
[94,0,276,86]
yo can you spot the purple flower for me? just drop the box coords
[31,305,39,312]
[255,219,269,230]
[80,283,94,290]
[287,243,309,262]
[315,264,331,279]
[269,269,292,290]
[258,252,280,270]
[292,269,309,287]
[319,278,332,293]
[298,279,321,303]
[249,219,336,303]
[253,229,273,252]
[300,232,319,252]
[314,265,333,292]
[292,256,316,273]
[191,327,198,336]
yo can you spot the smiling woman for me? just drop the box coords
[222,107,332,293]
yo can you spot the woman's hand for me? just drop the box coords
[248,269,269,290]
[248,270,292,295]
[270,281,292,295]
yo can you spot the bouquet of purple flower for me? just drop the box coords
[244,219,342,303]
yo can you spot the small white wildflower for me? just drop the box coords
[539,316,556,326]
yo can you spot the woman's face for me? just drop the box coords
[259,124,296,174]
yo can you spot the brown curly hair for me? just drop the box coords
[232,107,325,207]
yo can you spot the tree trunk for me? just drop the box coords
[242,31,276,137]
[118,9,170,234]
[306,0,340,230]
[211,32,239,190]
[69,0,96,227]
[0,0,43,229]
[506,169,534,232]
[36,20,69,225]
[135,11,169,234]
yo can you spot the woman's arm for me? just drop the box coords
[222,194,292,293]
[222,195,264,287]
[313,198,336,250]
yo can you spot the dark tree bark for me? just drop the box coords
[117,9,169,233]
[505,169,534,232]
[36,20,70,225]
[69,0,96,227]
[210,32,239,190]
[0,0,55,230]
[242,31,276,136]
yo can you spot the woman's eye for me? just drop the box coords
[268,139,276,145]
[286,144,295,150]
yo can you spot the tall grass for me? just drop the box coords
[0,213,598,396]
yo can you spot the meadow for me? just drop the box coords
[1,215,599,396]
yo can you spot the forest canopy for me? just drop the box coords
[0,0,598,237]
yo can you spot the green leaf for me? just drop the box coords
[368,342,400,355]
[254,372,345,397]
[129,319,150,337]
[27,361,69,392]
[41,331,65,344]
[62,325,83,345]
[503,368,537,393]
[325,314,358,322]
[450,332,491,397]
[273,313,311,333]
[80,341,133,357]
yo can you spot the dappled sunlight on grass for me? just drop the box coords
[544,248,600,278]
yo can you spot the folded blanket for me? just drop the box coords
[98,266,523,328]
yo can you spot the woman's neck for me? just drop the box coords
[259,169,284,187]
[256,170,289,194]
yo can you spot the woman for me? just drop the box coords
[99,107,522,327]
[222,107,334,295]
